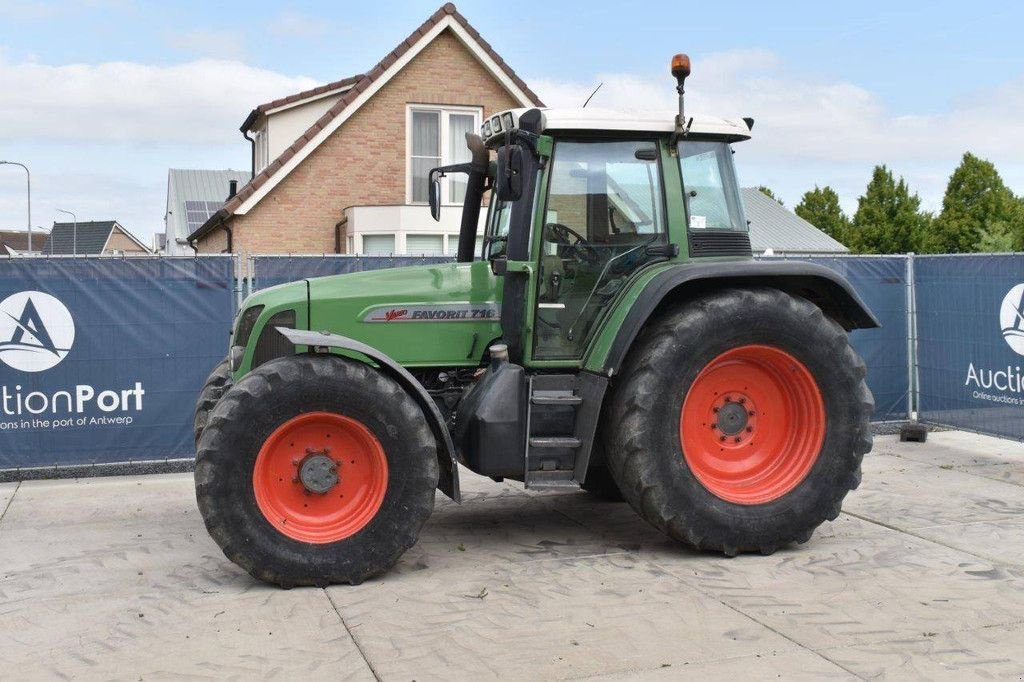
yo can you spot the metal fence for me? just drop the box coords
[913,254,1024,440]
[1,251,1022,475]
[0,255,236,472]
[249,254,454,292]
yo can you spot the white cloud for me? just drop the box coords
[0,54,320,239]
[529,50,1024,211]
[0,54,319,144]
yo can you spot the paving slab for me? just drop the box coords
[0,481,18,523]
[824,621,1024,680]
[0,432,1023,679]
[0,474,372,681]
[880,430,1024,468]
[586,649,856,680]
[328,552,806,681]
[844,458,1024,530]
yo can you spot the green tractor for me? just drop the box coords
[194,54,876,587]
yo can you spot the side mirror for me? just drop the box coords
[427,169,442,222]
[495,145,524,201]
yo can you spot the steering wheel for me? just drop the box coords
[544,223,602,265]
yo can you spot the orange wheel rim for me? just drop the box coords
[680,345,825,505]
[253,412,388,543]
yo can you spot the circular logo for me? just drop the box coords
[0,291,75,372]
[1000,283,1024,356]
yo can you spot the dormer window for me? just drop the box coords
[407,105,481,205]
[253,129,269,173]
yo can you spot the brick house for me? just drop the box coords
[189,3,543,257]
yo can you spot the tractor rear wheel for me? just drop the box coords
[195,354,438,586]
[604,288,872,555]
[194,358,231,447]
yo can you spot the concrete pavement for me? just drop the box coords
[1,431,1024,680]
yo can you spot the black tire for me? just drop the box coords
[194,358,232,447]
[195,354,439,587]
[603,287,873,556]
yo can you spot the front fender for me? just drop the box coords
[277,327,460,503]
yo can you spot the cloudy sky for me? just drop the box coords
[1,0,1022,245]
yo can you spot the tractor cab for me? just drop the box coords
[428,56,755,368]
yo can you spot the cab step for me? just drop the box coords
[523,374,606,491]
[528,436,582,448]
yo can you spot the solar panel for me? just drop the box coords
[184,200,225,234]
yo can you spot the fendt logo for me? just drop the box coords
[1001,284,1024,357]
[0,291,75,372]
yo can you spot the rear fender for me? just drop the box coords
[594,260,879,376]
[277,327,460,503]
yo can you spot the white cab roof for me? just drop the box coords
[538,108,752,140]
[483,108,752,142]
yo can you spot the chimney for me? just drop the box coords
[228,179,238,199]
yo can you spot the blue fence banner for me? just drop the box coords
[915,254,1024,440]
[764,256,910,422]
[252,255,454,291]
[0,256,234,470]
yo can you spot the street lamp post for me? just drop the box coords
[0,161,31,254]
[56,208,77,256]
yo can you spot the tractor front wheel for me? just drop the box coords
[604,287,873,555]
[193,358,231,447]
[195,354,438,586]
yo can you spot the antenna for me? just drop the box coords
[582,82,603,108]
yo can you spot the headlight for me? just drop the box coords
[229,344,245,372]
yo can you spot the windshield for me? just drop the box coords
[678,141,747,232]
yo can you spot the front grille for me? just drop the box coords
[252,309,296,369]
[234,305,264,347]
[688,230,752,258]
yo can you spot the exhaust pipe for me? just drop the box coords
[456,133,488,263]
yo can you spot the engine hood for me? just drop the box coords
[305,260,501,367]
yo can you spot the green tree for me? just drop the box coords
[757,186,783,205]
[794,185,850,244]
[847,165,927,254]
[922,152,1024,253]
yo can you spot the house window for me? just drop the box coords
[253,129,269,173]
[406,234,444,256]
[363,234,395,255]
[408,106,482,204]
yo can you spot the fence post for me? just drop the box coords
[246,255,254,297]
[905,252,919,422]
[233,254,243,313]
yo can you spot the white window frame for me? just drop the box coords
[253,128,269,173]
[406,104,482,206]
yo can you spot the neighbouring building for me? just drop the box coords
[188,3,543,257]
[163,168,252,256]
[0,229,48,255]
[43,221,150,255]
[740,188,849,255]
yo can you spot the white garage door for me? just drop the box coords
[406,234,444,256]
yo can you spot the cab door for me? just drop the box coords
[532,139,668,360]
